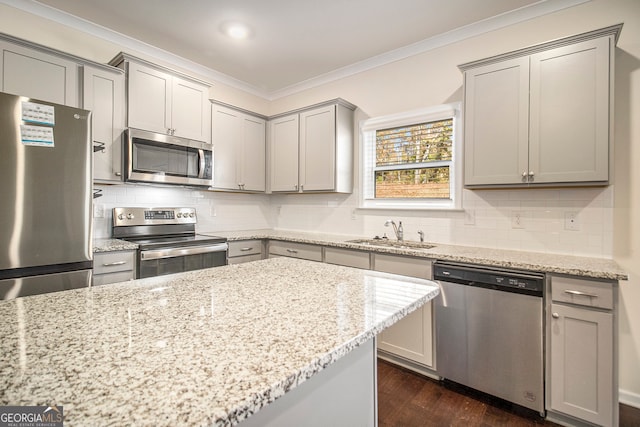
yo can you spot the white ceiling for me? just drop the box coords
[20,0,585,97]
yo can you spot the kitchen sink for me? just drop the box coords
[346,239,436,250]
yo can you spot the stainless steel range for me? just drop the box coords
[112,207,228,279]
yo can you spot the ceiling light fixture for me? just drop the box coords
[222,22,252,40]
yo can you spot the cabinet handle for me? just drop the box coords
[93,141,106,153]
[102,261,127,267]
[564,289,598,298]
[286,249,298,254]
[552,312,560,319]
[240,247,253,252]
[294,184,298,191]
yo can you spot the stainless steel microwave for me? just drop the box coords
[124,128,213,187]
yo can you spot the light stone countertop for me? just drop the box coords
[0,257,439,426]
[93,237,138,253]
[201,229,627,281]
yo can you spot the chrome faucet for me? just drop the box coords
[384,220,404,241]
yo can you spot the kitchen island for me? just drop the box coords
[0,257,439,426]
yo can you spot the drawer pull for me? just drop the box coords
[286,249,298,254]
[240,247,254,252]
[564,289,598,298]
[102,261,127,267]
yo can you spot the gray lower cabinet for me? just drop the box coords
[373,254,435,370]
[547,275,617,427]
[268,241,323,262]
[93,251,136,286]
[324,247,370,269]
[228,240,264,265]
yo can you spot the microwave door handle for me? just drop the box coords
[198,149,206,179]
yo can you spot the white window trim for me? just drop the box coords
[359,102,462,211]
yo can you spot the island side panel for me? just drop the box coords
[239,338,377,427]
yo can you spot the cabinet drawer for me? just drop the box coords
[268,241,322,262]
[325,247,370,269]
[373,254,432,279]
[551,276,613,310]
[228,254,263,265]
[228,240,263,257]
[94,251,136,275]
[93,270,135,286]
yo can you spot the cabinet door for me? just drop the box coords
[0,41,78,106]
[549,303,613,426]
[127,62,172,134]
[464,57,529,186]
[299,105,336,191]
[211,105,242,190]
[241,115,266,192]
[171,76,211,142]
[83,66,125,182]
[270,114,299,192]
[374,254,434,368]
[529,37,610,184]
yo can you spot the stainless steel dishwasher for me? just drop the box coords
[433,262,545,415]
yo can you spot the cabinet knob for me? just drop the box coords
[294,184,298,190]
[528,171,534,177]
[115,172,122,177]
[552,313,560,319]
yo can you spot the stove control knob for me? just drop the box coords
[118,214,125,220]
[126,213,135,220]
[189,213,195,218]
[177,213,182,218]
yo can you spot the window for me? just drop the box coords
[360,103,461,210]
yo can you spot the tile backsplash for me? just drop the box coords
[94,184,613,258]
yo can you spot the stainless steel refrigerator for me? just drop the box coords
[0,91,93,300]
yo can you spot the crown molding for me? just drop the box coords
[267,0,591,99]
[2,0,590,101]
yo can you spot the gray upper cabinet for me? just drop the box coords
[211,103,266,192]
[462,25,620,187]
[82,65,125,182]
[269,99,355,193]
[0,40,79,107]
[111,53,212,143]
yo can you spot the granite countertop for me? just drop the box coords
[0,258,439,426]
[201,229,627,281]
[93,238,138,253]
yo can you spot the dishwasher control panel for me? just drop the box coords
[433,263,544,296]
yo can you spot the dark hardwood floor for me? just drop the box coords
[377,359,640,427]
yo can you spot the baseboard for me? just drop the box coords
[620,388,640,409]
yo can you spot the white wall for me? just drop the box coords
[1,0,639,407]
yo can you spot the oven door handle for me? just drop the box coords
[140,243,228,261]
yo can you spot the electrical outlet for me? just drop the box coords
[464,209,475,225]
[511,211,524,229]
[564,211,580,231]
[210,206,217,217]
[93,203,105,218]
[351,209,357,221]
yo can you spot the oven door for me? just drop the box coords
[138,243,228,279]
